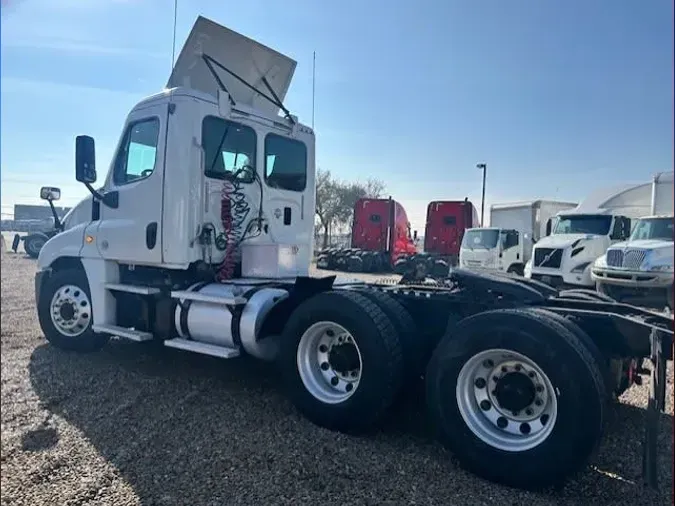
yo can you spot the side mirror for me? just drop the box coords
[40,186,61,201]
[413,230,418,240]
[545,219,552,237]
[75,135,97,184]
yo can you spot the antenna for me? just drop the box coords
[170,0,178,70]
[312,51,316,129]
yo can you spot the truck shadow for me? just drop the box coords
[27,341,673,505]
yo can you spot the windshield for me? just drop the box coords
[461,229,499,249]
[553,214,613,235]
[629,217,674,241]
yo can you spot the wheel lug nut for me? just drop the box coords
[496,417,508,429]
[525,408,533,416]
[536,385,544,393]
[512,410,519,416]
[320,362,330,371]
[534,399,542,406]
[528,371,535,378]
[330,377,339,386]
[515,364,522,371]
[474,378,486,388]
[326,329,334,337]
[479,400,491,411]
[492,376,499,382]
[483,359,494,368]
[501,366,508,373]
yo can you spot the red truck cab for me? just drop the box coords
[351,197,417,266]
[424,200,480,265]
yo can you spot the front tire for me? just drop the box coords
[425,308,607,490]
[37,268,110,352]
[278,290,404,433]
[24,234,47,259]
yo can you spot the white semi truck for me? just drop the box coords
[459,200,577,275]
[525,174,671,289]
[32,16,672,491]
[591,172,674,308]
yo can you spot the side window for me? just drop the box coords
[113,118,160,185]
[265,133,307,192]
[202,116,256,182]
[443,215,457,226]
[500,230,519,249]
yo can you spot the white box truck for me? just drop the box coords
[525,172,673,289]
[459,200,577,275]
[591,171,674,308]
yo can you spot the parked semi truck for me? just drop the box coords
[33,16,672,492]
[525,173,672,289]
[459,200,577,275]
[315,197,418,273]
[591,172,674,308]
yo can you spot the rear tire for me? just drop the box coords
[279,290,404,433]
[359,290,427,378]
[37,268,110,352]
[25,234,47,259]
[425,308,607,490]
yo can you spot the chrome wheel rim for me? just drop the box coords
[456,348,558,452]
[297,321,362,404]
[50,284,91,337]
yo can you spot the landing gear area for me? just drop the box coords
[34,264,673,491]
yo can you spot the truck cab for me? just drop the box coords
[351,197,417,266]
[526,212,631,288]
[424,200,479,266]
[591,215,674,308]
[459,227,525,275]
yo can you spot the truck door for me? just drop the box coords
[94,103,167,265]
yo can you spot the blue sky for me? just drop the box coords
[1,0,672,230]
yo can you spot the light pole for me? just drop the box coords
[476,163,487,226]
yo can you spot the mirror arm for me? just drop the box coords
[84,182,119,209]
[46,199,62,231]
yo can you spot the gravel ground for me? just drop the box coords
[1,252,673,505]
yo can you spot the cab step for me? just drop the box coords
[163,338,240,358]
[104,283,161,295]
[170,290,247,306]
[92,324,153,342]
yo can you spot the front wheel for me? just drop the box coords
[37,268,110,352]
[425,308,607,490]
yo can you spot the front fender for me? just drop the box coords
[37,223,87,271]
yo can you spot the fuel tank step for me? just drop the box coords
[92,324,153,342]
[163,338,241,359]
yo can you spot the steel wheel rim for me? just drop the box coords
[27,238,45,255]
[456,348,558,452]
[50,284,91,337]
[297,321,363,404]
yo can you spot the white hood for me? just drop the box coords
[534,233,596,249]
[608,239,673,252]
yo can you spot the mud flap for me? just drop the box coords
[642,327,667,489]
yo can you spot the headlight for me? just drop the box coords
[571,262,591,273]
[649,264,673,272]
[593,255,607,268]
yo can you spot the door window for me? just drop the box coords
[202,116,257,183]
[265,133,308,192]
[113,118,160,185]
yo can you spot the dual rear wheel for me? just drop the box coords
[280,294,608,490]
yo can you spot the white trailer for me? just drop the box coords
[459,200,577,275]
[591,172,674,308]
[525,174,670,289]
[32,16,672,492]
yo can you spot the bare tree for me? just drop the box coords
[315,169,386,249]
